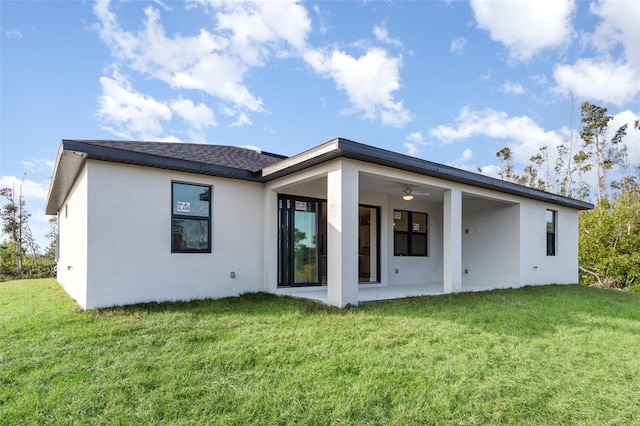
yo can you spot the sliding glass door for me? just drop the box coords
[278,194,379,287]
[278,195,325,286]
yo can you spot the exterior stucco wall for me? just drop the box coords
[387,198,444,286]
[461,197,520,288]
[56,164,89,308]
[58,155,582,309]
[84,160,264,309]
[519,202,579,285]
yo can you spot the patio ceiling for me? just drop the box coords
[358,173,446,203]
[275,173,447,203]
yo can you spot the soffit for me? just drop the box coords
[45,148,86,215]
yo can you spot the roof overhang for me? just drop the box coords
[46,137,594,216]
[261,138,594,210]
[45,139,263,215]
[45,145,87,215]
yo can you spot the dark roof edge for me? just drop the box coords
[262,137,594,210]
[48,138,593,213]
[61,139,263,181]
[44,143,67,215]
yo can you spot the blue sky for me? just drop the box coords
[1,0,639,249]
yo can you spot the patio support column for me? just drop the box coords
[327,161,359,307]
[264,190,278,293]
[443,188,462,293]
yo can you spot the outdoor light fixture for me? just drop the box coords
[402,188,414,201]
[400,185,430,201]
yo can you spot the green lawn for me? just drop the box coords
[2,279,640,425]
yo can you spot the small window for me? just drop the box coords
[172,182,211,253]
[546,209,556,256]
[394,210,428,256]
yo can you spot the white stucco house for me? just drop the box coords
[46,138,593,309]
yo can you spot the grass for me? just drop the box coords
[2,280,640,425]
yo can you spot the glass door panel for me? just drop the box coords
[277,198,291,286]
[278,195,323,287]
[294,203,318,284]
[359,205,380,283]
[321,202,327,284]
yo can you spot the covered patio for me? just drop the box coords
[264,150,520,307]
[260,138,588,308]
[277,283,443,304]
[276,281,505,305]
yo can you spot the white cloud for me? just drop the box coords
[212,0,311,64]
[154,135,183,143]
[21,159,55,173]
[170,98,216,130]
[500,81,526,95]
[304,47,412,127]
[312,5,329,35]
[240,144,262,152]
[553,59,640,107]
[93,1,413,130]
[529,74,548,85]
[552,0,640,107]
[450,37,467,54]
[93,0,312,130]
[404,143,419,157]
[447,148,474,170]
[480,69,494,81]
[373,23,402,47]
[431,107,640,197]
[94,2,262,113]
[429,106,565,164]
[477,164,501,179]
[229,112,253,127]
[96,69,172,140]
[589,0,640,68]
[152,0,172,12]
[4,29,23,38]
[0,176,50,201]
[470,0,575,61]
[403,131,425,157]
[380,102,413,128]
[458,148,473,164]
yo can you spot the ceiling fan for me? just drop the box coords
[401,185,430,201]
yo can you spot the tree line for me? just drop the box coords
[490,101,639,292]
[0,186,56,280]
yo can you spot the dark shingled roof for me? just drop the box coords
[45,137,593,215]
[77,140,287,172]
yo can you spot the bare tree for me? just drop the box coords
[580,102,627,201]
[0,181,31,277]
[496,147,521,184]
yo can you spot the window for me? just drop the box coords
[172,182,211,253]
[546,209,556,256]
[393,210,428,256]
